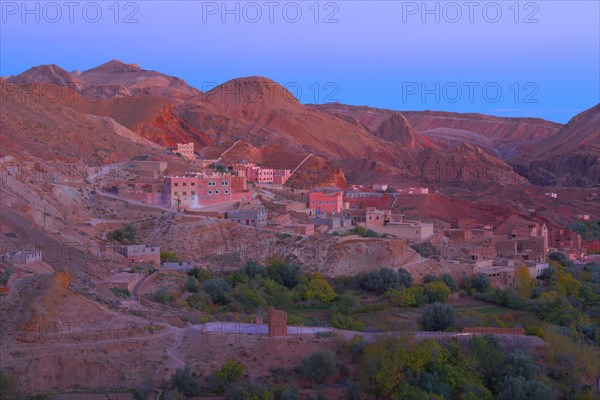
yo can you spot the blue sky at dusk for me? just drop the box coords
[1,1,598,123]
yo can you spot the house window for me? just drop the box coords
[183,183,187,186]
[332,201,336,205]
[174,191,179,195]
[208,181,216,186]
[191,191,196,196]
[208,190,213,195]
[318,201,322,205]
[222,181,228,186]
[183,191,187,195]
[191,182,195,186]
[215,190,220,194]
[174,183,178,187]
[325,201,329,205]
[224,189,229,194]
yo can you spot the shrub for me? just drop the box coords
[171,366,200,397]
[153,287,171,304]
[470,273,490,293]
[350,335,365,363]
[421,303,456,331]
[160,251,178,262]
[241,261,265,279]
[300,273,336,303]
[280,388,300,400]
[387,286,427,307]
[111,287,131,298]
[440,274,457,292]
[225,383,273,400]
[359,267,412,294]
[131,388,148,400]
[346,379,362,400]
[331,313,365,331]
[423,281,451,303]
[203,278,232,305]
[188,267,213,282]
[187,292,210,311]
[267,259,302,289]
[301,351,338,383]
[0,268,13,286]
[231,283,267,313]
[217,360,245,387]
[496,376,553,400]
[184,277,199,292]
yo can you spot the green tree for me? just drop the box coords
[300,273,336,303]
[231,283,267,313]
[203,278,231,305]
[266,258,302,289]
[440,274,457,292]
[423,281,451,303]
[514,264,535,298]
[470,273,490,293]
[421,303,456,331]
[496,377,553,400]
[242,260,265,279]
[171,366,200,397]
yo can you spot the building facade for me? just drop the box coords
[163,172,247,210]
[227,209,268,226]
[309,191,344,215]
[176,143,195,160]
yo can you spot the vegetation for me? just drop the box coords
[357,267,413,294]
[111,287,131,298]
[217,360,245,388]
[568,219,600,240]
[358,334,587,399]
[170,366,200,397]
[153,287,172,304]
[421,303,456,331]
[300,351,338,383]
[160,251,178,262]
[0,268,13,286]
[410,242,440,260]
[108,224,136,244]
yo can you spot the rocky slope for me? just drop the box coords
[510,104,600,186]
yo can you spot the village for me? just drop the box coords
[2,141,595,301]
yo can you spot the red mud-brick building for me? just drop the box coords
[163,172,248,210]
[309,191,344,215]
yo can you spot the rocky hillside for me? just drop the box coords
[510,104,600,186]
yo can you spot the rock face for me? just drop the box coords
[510,104,600,187]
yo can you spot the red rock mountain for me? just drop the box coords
[510,104,600,186]
[4,60,597,187]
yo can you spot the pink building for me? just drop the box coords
[163,172,248,210]
[247,167,274,183]
[273,169,292,185]
[176,143,195,160]
[309,191,344,215]
[233,163,281,184]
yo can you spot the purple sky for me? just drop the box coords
[1,1,599,123]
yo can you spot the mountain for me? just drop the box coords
[7,64,84,88]
[510,104,600,186]
[4,60,596,188]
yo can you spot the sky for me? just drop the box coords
[1,0,599,123]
